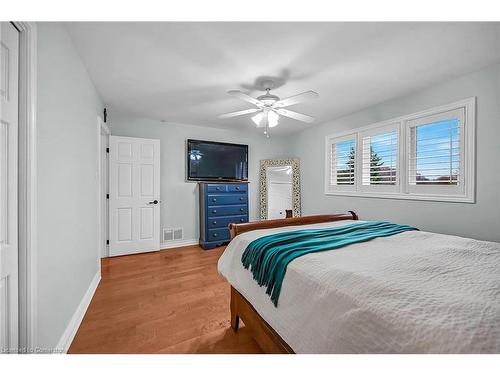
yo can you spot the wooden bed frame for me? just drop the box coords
[227,211,358,353]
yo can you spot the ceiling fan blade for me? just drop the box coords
[275,108,315,123]
[218,108,260,119]
[227,90,264,107]
[273,90,319,108]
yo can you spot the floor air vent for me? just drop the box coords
[173,228,183,240]
[163,228,183,242]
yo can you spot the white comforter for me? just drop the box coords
[217,220,500,353]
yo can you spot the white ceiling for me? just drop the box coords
[66,22,500,135]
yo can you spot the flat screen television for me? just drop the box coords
[187,139,248,182]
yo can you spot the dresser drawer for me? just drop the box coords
[199,182,249,250]
[208,205,247,217]
[227,184,247,192]
[208,228,230,241]
[207,215,248,229]
[207,194,247,205]
[206,184,228,193]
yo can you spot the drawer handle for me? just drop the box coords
[212,198,217,202]
[216,186,221,191]
[240,208,244,212]
[239,197,244,201]
[236,186,240,190]
[212,210,217,214]
[240,218,245,222]
[212,221,217,225]
[213,233,218,237]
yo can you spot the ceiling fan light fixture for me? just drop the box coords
[268,110,279,128]
[251,112,264,126]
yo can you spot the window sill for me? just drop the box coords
[324,189,475,203]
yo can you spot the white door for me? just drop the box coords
[0,22,19,353]
[109,136,160,257]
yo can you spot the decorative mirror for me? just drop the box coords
[259,158,301,220]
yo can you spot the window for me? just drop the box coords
[360,124,399,193]
[324,98,475,202]
[407,108,465,197]
[325,134,357,192]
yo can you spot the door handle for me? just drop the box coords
[148,200,160,205]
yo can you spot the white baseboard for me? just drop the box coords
[54,270,101,353]
[160,238,198,250]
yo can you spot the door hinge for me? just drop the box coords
[103,108,107,123]
[106,147,109,153]
[106,240,109,245]
[106,194,109,199]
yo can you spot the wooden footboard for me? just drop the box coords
[230,287,294,354]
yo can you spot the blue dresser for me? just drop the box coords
[199,182,249,250]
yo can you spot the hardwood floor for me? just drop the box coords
[68,245,263,353]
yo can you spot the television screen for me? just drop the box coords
[187,139,248,181]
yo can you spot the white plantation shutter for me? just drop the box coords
[324,98,474,202]
[407,107,465,197]
[331,140,355,185]
[325,134,357,192]
[408,116,460,185]
[361,126,398,191]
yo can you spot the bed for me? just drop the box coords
[217,212,500,353]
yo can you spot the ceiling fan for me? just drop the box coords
[218,84,319,137]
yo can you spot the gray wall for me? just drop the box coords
[288,64,500,242]
[37,23,103,348]
[109,116,290,242]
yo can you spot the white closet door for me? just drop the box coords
[109,136,160,257]
[0,22,19,353]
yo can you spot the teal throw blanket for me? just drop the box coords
[241,221,417,306]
